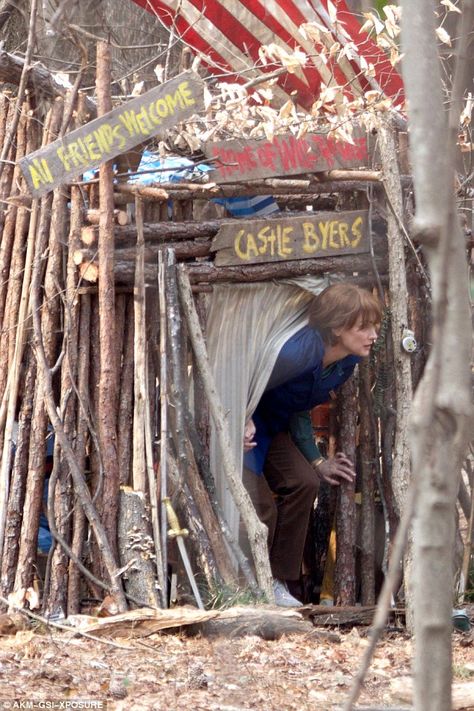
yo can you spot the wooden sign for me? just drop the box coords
[211,210,369,266]
[19,72,204,197]
[204,131,368,183]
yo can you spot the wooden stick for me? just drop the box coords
[0,349,36,598]
[132,198,147,492]
[166,251,234,588]
[43,181,82,617]
[0,194,38,563]
[143,347,167,609]
[177,265,274,601]
[117,295,134,486]
[334,375,358,606]
[115,183,169,201]
[29,226,128,613]
[67,291,91,615]
[158,250,169,607]
[186,254,387,284]
[85,209,130,226]
[96,41,121,567]
[359,360,376,606]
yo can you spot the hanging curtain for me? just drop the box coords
[207,276,329,535]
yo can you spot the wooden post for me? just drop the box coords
[132,197,147,493]
[117,295,134,486]
[158,250,169,607]
[96,41,120,562]
[43,182,82,618]
[377,121,413,515]
[334,375,358,606]
[358,360,376,606]
[67,293,91,615]
[177,265,274,602]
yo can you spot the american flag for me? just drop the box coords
[130,0,404,109]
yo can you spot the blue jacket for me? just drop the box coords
[244,325,358,474]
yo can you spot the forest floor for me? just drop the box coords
[0,603,472,711]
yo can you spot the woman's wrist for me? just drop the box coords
[311,456,326,469]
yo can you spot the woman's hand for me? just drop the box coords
[313,452,355,485]
[243,419,257,452]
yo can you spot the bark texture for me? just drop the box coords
[400,2,474,710]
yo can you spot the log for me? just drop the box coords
[117,487,160,608]
[108,178,411,205]
[359,361,376,606]
[83,216,389,247]
[115,183,169,201]
[335,376,358,606]
[75,239,212,265]
[158,250,169,606]
[117,295,134,487]
[43,181,82,618]
[67,292,91,615]
[132,198,147,493]
[96,41,121,573]
[304,604,404,627]
[186,254,387,284]
[14,104,64,593]
[0,350,36,598]
[103,254,388,287]
[85,209,130,226]
[191,611,317,640]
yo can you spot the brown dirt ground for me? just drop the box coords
[0,608,472,711]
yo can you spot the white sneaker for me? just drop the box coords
[272,579,303,607]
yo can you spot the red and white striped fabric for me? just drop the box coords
[130,0,404,109]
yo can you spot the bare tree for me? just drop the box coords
[400,2,473,711]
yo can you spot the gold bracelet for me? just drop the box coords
[312,456,325,468]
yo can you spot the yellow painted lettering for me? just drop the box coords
[245,233,259,259]
[278,226,293,256]
[139,105,153,132]
[56,146,70,171]
[257,226,270,254]
[29,163,43,189]
[103,124,115,151]
[339,221,351,248]
[329,221,340,249]
[234,230,249,260]
[165,89,183,114]
[154,98,169,118]
[84,133,101,161]
[93,128,108,154]
[68,141,88,168]
[39,158,53,183]
[302,222,320,253]
[178,80,196,107]
[319,221,330,250]
[119,111,139,137]
[136,111,151,137]
[76,137,90,164]
[351,216,363,247]
[148,101,161,126]
[112,125,126,151]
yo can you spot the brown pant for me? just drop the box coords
[242,432,319,581]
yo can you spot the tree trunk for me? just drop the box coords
[400,2,474,710]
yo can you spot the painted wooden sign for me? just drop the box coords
[204,131,368,183]
[19,72,204,197]
[211,210,369,266]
